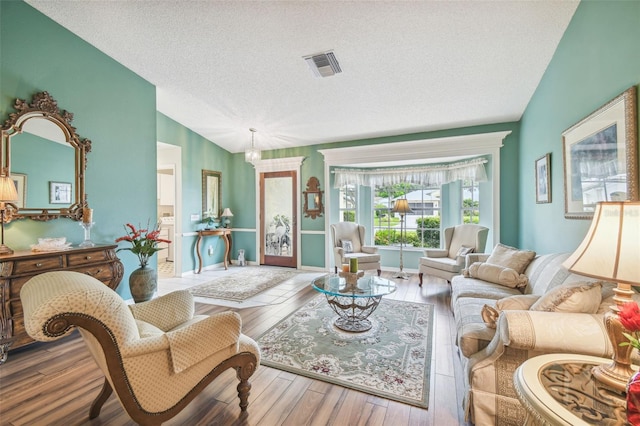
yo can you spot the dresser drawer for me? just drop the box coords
[70,265,115,283]
[12,256,65,275]
[67,249,111,266]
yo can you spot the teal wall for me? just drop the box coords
[1,1,156,299]
[261,121,521,269]
[156,113,239,270]
[518,0,640,254]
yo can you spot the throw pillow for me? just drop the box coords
[464,262,529,288]
[486,243,536,274]
[495,294,540,311]
[530,281,603,313]
[341,239,354,253]
[455,245,475,257]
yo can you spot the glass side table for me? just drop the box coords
[514,354,629,426]
[311,274,396,332]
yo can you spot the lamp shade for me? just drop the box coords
[221,208,234,218]
[392,198,413,214]
[0,176,18,202]
[562,202,640,285]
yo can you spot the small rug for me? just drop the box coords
[257,294,434,408]
[188,268,300,301]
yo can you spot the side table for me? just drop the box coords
[513,353,629,426]
[195,228,232,273]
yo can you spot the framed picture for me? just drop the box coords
[562,87,638,219]
[10,173,27,208]
[535,154,551,204]
[49,181,72,204]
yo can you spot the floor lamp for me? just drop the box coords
[392,198,413,279]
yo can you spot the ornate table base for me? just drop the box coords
[324,294,382,332]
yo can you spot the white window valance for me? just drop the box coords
[333,157,488,188]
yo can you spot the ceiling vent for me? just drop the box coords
[303,51,342,78]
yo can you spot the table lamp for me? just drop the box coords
[0,175,18,255]
[392,198,413,279]
[562,201,640,391]
[221,208,234,228]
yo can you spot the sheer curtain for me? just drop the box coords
[333,157,488,188]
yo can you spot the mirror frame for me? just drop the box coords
[1,92,91,222]
[202,170,222,223]
[302,176,323,219]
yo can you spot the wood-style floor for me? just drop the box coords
[0,271,471,426]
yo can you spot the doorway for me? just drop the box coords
[157,142,182,277]
[260,171,297,268]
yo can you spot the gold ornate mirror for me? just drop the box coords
[303,176,323,219]
[0,92,91,222]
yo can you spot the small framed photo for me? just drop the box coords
[10,173,27,208]
[535,153,551,204]
[49,181,71,204]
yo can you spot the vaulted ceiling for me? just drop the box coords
[26,0,579,153]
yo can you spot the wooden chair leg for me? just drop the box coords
[89,378,113,419]
[418,272,423,287]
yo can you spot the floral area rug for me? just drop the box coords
[257,294,434,408]
[187,268,301,301]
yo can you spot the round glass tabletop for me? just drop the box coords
[312,274,396,298]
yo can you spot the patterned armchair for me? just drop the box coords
[418,224,489,285]
[330,222,381,275]
[20,271,260,425]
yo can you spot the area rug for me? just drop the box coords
[257,294,434,408]
[187,268,301,301]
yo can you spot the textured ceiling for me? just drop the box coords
[25,0,579,154]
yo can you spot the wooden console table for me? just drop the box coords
[0,244,123,362]
[195,228,232,274]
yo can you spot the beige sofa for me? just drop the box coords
[452,251,623,425]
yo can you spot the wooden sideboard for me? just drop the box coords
[0,244,123,355]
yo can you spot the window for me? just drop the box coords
[372,183,441,248]
[338,184,356,222]
[462,179,480,224]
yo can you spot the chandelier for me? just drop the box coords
[244,128,261,164]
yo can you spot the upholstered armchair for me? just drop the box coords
[418,223,488,285]
[330,222,381,276]
[20,271,260,425]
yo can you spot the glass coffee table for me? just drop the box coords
[311,274,396,332]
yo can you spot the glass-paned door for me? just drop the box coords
[260,171,297,268]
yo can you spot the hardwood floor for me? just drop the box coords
[0,271,471,426]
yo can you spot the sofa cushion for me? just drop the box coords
[530,281,603,313]
[486,243,536,274]
[451,275,522,306]
[341,252,380,264]
[453,296,498,357]
[464,262,529,289]
[481,295,541,328]
[420,256,461,273]
[496,294,540,311]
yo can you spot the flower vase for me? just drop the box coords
[129,265,157,303]
[628,371,640,424]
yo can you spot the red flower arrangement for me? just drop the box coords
[115,222,171,267]
[620,302,640,351]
